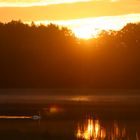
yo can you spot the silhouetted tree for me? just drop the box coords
[0,21,140,88]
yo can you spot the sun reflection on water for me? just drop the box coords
[76,117,128,140]
[76,117,105,140]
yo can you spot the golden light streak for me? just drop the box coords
[87,119,93,135]
[71,96,90,102]
[95,120,100,138]
[0,115,32,119]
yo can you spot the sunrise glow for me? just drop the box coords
[0,0,140,139]
[32,14,140,39]
[0,0,140,39]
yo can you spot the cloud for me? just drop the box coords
[0,0,91,7]
[0,0,139,22]
[0,0,138,7]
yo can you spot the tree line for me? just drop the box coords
[0,20,140,88]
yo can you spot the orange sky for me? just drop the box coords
[0,0,140,38]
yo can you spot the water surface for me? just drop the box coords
[0,89,139,140]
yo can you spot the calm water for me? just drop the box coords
[0,90,140,140]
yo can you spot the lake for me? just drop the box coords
[0,89,140,140]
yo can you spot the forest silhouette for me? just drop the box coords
[0,20,140,89]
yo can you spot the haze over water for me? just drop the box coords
[0,89,140,103]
